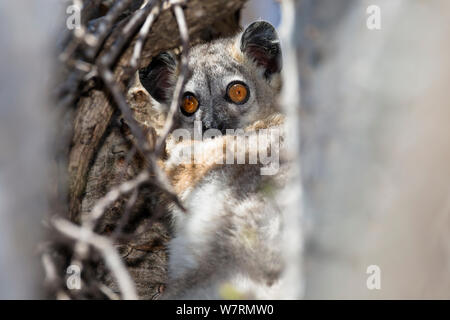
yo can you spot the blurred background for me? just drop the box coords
[1,0,450,299]
[242,0,281,27]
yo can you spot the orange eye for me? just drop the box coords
[227,82,249,104]
[181,94,199,116]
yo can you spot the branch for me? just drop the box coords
[84,170,150,229]
[52,217,138,300]
[154,2,190,155]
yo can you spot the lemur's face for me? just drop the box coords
[140,21,282,134]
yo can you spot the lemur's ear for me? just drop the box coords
[139,52,177,104]
[240,21,282,78]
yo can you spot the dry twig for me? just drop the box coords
[52,217,138,300]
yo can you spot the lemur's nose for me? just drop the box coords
[202,122,226,134]
[217,123,226,134]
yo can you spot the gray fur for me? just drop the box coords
[164,164,288,299]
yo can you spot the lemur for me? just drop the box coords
[139,21,288,299]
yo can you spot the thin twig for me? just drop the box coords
[96,282,121,300]
[99,67,152,156]
[112,188,139,239]
[85,0,135,59]
[71,170,150,269]
[52,217,138,300]
[100,0,158,69]
[84,170,150,229]
[155,2,190,155]
[130,4,162,70]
